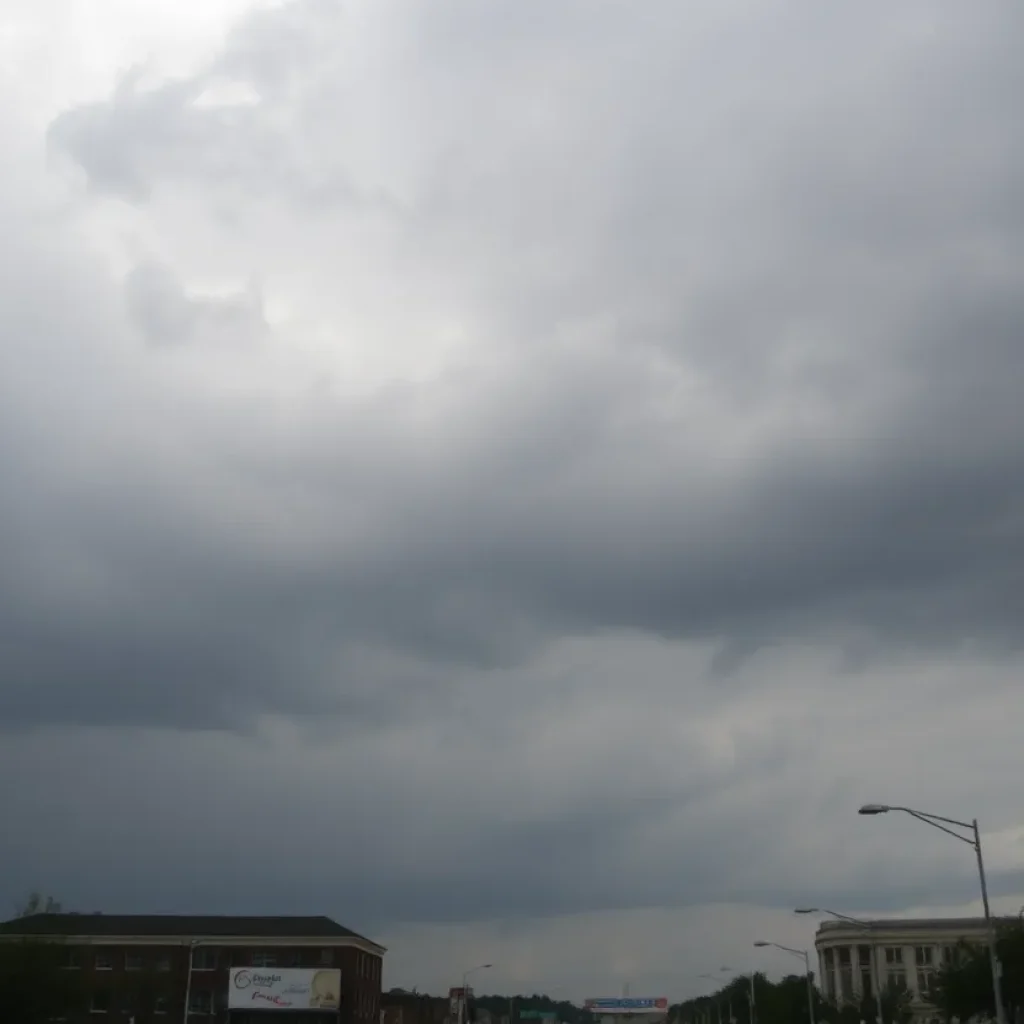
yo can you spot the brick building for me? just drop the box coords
[381,991,449,1024]
[0,913,385,1024]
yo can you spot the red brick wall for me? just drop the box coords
[57,941,383,1024]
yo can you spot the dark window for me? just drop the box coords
[838,946,851,966]
[61,947,81,969]
[885,947,903,965]
[916,946,934,967]
[95,950,113,970]
[155,996,169,1015]
[858,946,872,967]
[823,949,834,969]
[157,954,172,972]
[287,949,303,967]
[250,950,276,967]
[861,969,873,995]
[193,949,217,971]
[188,990,214,1015]
[91,991,112,1014]
[319,949,332,966]
[126,952,144,971]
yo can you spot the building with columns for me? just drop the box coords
[814,917,1004,1021]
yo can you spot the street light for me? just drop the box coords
[754,941,815,1024]
[696,968,754,1024]
[697,971,731,1024]
[458,964,493,1024]
[858,803,1006,1024]
[795,908,883,1024]
[181,940,203,1024]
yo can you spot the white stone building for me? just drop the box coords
[814,916,1006,1022]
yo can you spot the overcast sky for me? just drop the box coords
[2,0,1024,1002]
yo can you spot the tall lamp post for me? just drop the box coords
[457,964,493,1024]
[697,971,732,1024]
[182,940,201,1024]
[794,908,883,1024]
[753,941,815,1024]
[858,803,1007,1024]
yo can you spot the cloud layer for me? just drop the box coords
[2,0,1023,999]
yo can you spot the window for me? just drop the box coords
[192,949,217,971]
[157,955,172,972]
[90,991,112,1014]
[885,947,903,965]
[917,972,935,998]
[188,991,214,1016]
[319,949,333,966]
[858,946,873,967]
[915,946,934,967]
[941,946,959,968]
[838,946,851,966]
[155,997,168,1015]
[287,950,303,967]
[861,969,873,995]
[887,971,907,993]
[250,951,276,968]
[61,947,81,969]
[126,953,143,971]
[839,967,853,1001]
[95,950,113,971]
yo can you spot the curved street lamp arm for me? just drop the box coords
[896,807,976,842]
[770,943,807,960]
[821,910,871,928]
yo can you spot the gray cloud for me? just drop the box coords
[123,260,267,346]
[2,0,1024,990]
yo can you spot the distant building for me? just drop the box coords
[814,916,1005,1022]
[382,990,449,1024]
[0,912,385,1024]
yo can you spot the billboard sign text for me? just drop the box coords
[228,968,341,1011]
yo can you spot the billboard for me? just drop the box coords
[585,999,668,1014]
[228,968,341,1011]
[449,987,467,1023]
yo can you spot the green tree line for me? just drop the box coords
[669,972,912,1024]
[931,923,1024,1022]
[472,993,595,1024]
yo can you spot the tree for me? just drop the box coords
[932,927,1024,1023]
[0,937,85,1023]
[15,891,62,916]
[670,971,910,1024]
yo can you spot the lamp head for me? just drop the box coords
[793,908,818,915]
[753,942,769,948]
[858,804,890,815]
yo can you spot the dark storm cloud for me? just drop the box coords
[7,0,1024,734]
[3,0,1024,948]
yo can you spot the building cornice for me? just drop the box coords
[0,934,385,954]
